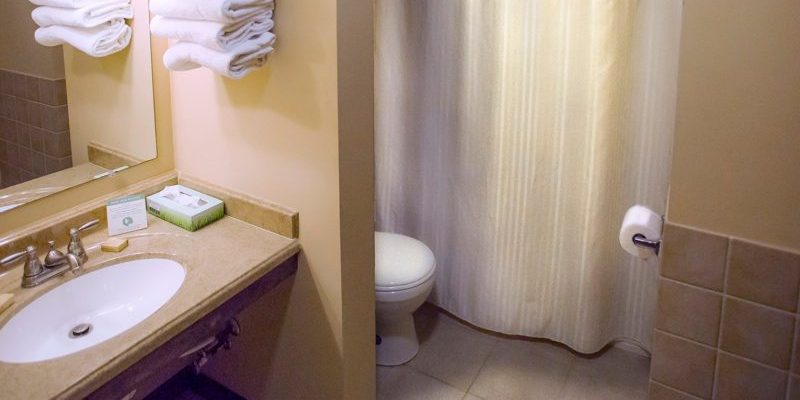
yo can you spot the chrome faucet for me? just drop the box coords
[0,219,99,288]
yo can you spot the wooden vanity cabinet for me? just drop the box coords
[86,254,298,400]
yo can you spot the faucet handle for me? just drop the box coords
[68,218,99,264]
[70,218,100,237]
[1,246,44,279]
[1,249,28,266]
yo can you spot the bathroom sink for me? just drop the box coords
[0,258,185,363]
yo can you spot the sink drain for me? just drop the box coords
[69,323,93,338]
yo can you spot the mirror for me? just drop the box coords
[0,0,156,213]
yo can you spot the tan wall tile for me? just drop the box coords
[40,104,68,132]
[650,330,716,398]
[720,298,794,369]
[661,223,728,290]
[790,375,800,400]
[656,278,723,346]
[0,70,72,187]
[36,78,68,107]
[44,130,71,158]
[24,75,39,102]
[0,71,11,95]
[727,240,800,312]
[715,353,787,400]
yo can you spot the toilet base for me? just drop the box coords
[376,313,419,366]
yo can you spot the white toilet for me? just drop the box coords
[375,232,436,366]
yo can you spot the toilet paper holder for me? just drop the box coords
[632,234,661,256]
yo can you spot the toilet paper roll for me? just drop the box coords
[619,205,663,258]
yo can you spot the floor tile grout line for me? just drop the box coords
[554,354,579,399]
[405,311,488,396]
[463,337,499,397]
[410,309,500,394]
[404,361,466,394]
[375,365,396,399]
[392,363,466,398]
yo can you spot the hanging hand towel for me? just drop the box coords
[30,0,126,7]
[150,0,274,24]
[35,20,132,57]
[32,3,133,28]
[163,33,275,79]
[150,12,273,51]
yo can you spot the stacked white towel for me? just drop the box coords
[29,0,133,57]
[149,0,275,79]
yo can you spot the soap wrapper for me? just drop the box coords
[146,185,224,231]
[107,194,148,236]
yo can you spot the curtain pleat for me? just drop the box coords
[376,0,682,352]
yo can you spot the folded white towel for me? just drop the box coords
[35,20,132,57]
[150,0,274,23]
[32,3,133,28]
[151,12,273,51]
[30,0,125,7]
[163,33,275,79]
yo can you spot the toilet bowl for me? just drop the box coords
[375,232,436,366]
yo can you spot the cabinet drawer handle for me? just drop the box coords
[179,336,217,359]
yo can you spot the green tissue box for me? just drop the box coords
[146,185,224,231]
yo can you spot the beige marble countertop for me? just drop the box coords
[0,214,299,399]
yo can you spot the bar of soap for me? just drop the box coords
[101,237,129,252]
[0,294,13,314]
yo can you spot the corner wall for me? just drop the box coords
[651,1,800,398]
[169,0,375,398]
[666,0,800,252]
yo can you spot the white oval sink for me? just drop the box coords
[0,258,185,363]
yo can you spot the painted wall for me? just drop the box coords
[667,0,800,251]
[169,0,375,398]
[0,2,64,79]
[66,0,157,165]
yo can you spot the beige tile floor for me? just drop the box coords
[377,304,651,400]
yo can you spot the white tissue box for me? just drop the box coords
[146,185,224,232]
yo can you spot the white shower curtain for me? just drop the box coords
[376,0,682,353]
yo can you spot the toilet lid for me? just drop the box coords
[375,232,436,291]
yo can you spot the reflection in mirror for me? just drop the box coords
[0,0,157,213]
